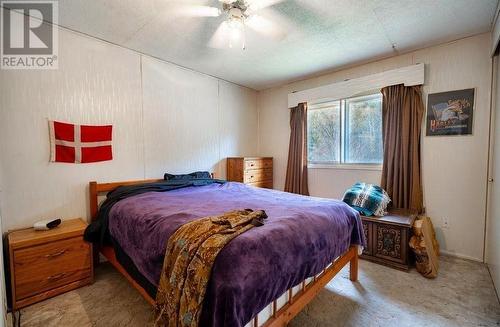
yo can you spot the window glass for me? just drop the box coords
[345,94,383,164]
[306,93,383,166]
[307,101,341,163]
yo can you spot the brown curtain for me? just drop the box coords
[381,84,424,213]
[284,103,309,195]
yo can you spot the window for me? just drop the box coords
[307,93,383,167]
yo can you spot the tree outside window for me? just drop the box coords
[307,93,383,166]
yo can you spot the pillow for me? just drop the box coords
[164,171,212,181]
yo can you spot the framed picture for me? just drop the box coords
[426,88,475,136]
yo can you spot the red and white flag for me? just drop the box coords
[49,120,113,163]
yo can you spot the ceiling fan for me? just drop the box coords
[168,0,287,50]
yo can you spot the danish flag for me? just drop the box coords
[49,120,113,163]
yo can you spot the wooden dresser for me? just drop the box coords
[360,209,417,271]
[7,218,93,309]
[227,157,273,188]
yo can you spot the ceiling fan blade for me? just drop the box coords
[295,0,334,16]
[166,3,221,17]
[245,12,288,40]
[247,0,285,13]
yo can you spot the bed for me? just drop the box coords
[88,178,364,327]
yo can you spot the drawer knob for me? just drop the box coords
[47,272,66,281]
[44,249,66,258]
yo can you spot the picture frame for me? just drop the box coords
[425,88,475,136]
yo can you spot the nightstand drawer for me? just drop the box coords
[14,236,91,300]
[244,168,272,183]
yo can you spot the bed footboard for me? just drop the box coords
[254,245,358,327]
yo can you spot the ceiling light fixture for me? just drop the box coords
[226,7,246,49]
[168,0,288,50]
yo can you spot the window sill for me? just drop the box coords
[307,163,383,171]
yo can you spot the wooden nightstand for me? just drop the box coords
[7,218,93,309]
[360,209,417,271]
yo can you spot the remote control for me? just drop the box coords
[33,218,61,231]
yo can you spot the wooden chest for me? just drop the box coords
[7,218,93,309]
[360,209,417,271]
[227,157,273,189]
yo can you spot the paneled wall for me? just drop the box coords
[258,33,492,261]
[0,26,258,231]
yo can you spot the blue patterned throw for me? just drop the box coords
[342,182,391,217]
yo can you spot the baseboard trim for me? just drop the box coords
[440,250,483,263]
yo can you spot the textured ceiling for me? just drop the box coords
[20,0,500,90]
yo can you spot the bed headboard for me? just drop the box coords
[89,173,215,221]
[89,179,163,222]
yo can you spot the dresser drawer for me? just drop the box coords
[247,180,273,189]
[14,236,91,300]
[244,168,273,183]
[244,159,272,170]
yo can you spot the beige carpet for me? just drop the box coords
[19,256,500,327]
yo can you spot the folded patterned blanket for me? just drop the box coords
[342,182,391,217]
[154,209,268,327]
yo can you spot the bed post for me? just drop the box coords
[349,246,359,282]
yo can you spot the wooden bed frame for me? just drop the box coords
[89,178,359,327]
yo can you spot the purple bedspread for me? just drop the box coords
[108,182,363,327]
